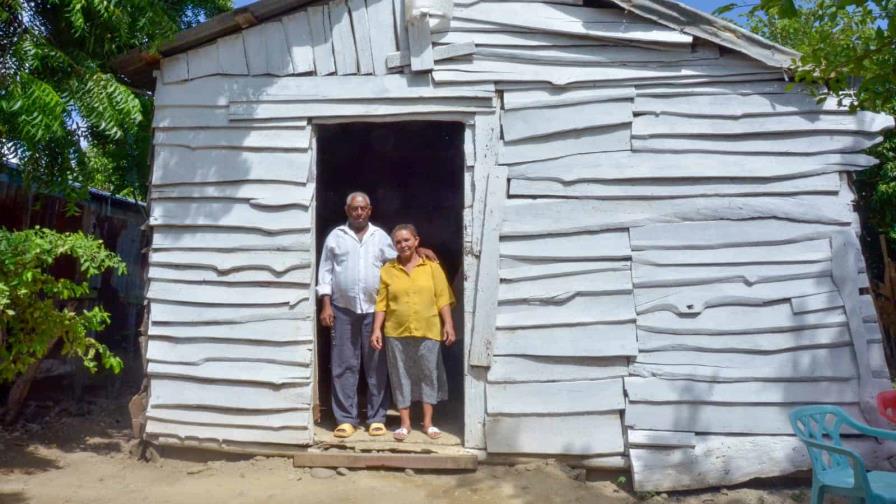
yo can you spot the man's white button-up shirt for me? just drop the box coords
[316,223,396,314]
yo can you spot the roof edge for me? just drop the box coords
[610,0,800,68]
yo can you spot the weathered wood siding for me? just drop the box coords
[148,0,893,488]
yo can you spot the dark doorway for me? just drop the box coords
[314,121,465,439]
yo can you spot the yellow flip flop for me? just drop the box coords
[368,422,387,436]
[333,423,356,438]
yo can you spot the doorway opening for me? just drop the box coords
[314,121,465,445]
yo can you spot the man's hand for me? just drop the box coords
[319,297,334,328]
[442,325,456,346]
[370,330,384,351]
[417,246,439,263]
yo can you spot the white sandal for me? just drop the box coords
[425,426,442,439]
[393,426,410,441]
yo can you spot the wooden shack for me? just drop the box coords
[118,0,896,491]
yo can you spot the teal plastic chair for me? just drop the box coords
[790,405,896,504]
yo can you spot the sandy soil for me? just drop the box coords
[0,397,818,504]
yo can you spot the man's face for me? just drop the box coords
[345,196,371,229]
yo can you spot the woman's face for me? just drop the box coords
[393,230,419,259]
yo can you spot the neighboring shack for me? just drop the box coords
[116,0,895,492]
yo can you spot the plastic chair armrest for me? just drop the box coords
[842,416,896,441]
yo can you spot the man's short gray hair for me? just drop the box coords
[345,191,371,206]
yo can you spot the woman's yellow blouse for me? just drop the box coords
[375,258,455,341]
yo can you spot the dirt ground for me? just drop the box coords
[0,397,818,504]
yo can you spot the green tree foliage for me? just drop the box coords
[0,227,127,383]
[717,0,896,242]
[0,0,231,202]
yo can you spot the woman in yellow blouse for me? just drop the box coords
[370,224,455,441]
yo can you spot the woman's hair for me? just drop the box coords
[391,224,418,239]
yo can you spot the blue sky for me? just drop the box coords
[232,0,735,16]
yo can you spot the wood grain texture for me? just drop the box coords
[633,93,851,117]
[487,379,624,414]
[146,338,312,365]
[500,231,630,260]
[150,300,310,323]
[475,44,719,65]
[148,264,311,285]
[149,319,313,343]
[243,24,268,75]
[631,132,883,155]
[216,33,249,75]
[262,21,295,76]
[153,146,311,185]
[149,200,311,232]
[791,291,844,314]
[499,260,628,281]
[151,227,310,251]
[629,219,847,250]
[632,111,894,137]
[187,42,220,79]
[147,280,309,306]
[499,269,632,303]
[145,419,310,445]
[408,14,435,71]
[153,127,311,150]
[150,377,311,410]
[309,4,337,75]
[148,360,311,384]
[150,249,310,273]
[366,0,398,75]
[502,100,632,142]
[625,377,859,403]
[486,413,625,455]
[488,356,629,383]
[471,110,499,255]
[161,53,188,83]
[507,151,876,182]
[627,430,696,448]
[632,239,831,266]
[503,86,635,110]
[386,42,476,68]
[348,0,375,74]
[636,303,847,335]
[635,327,852,353]
[153,107,308,128]
[146,406,309,429]
[329,0,359,75]
[282,12,316,74]
[499,124,631,164]
[493,323,638,357]
[497,294,636,328]
[229,98,494,120]
[152,181,313,208]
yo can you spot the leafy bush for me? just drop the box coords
[0,227,126,383]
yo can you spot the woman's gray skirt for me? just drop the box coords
[385,337,448,409]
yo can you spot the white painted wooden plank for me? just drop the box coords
[627,430,696,448]
[433,58,773,86]
[149,265,311,285]
[497,294,636,328]
[635,277,838,315]
[499,269,632,303]
[217,33,249,74]
[308,4,337,75]
[493,323,637,357]
[633,262,832,289]
[499,260,628,281]
[502,100,632,142]
[385,41,476,68]
[637,303,847,335]
[469,165,507,367]
[625,404,862,435]
[223,74,494,101]
[153,146,311,185]
[229,98,494,119]
[633,240,831,266]
[243,24,268,75]
[630,435,896,492]
[282,12,316,74]
[471,110,499,255]
[633,93,851,117]
[452,3,692,44]
[510,173,841,199]
[365,0,398,75]
[152,227,310,251]
[150,249,311,273]
[407,14,434,71]
[150,377,311,410]
[501,197,852,237]
[507,151,877,182]
[635,80,803,96]
[261,21,294,76]
[464,123,475,167]
[146,407,309,429]
[149,200,311,233]
[476,44,719,65]
[635,327,852,353]
[625,377,859,403]
[147,338,311,366]
[861,294,878,323]
[866,322,883,343]
[152,181,313,208]
[153,128,311,150]
[148,360,310,384]
[629,219,847,250]
[500,230,630,260]
[487,379,624,414]
[631,133,883,155]
[186,42,220,79]
[347,0,375,74]
[486,414,624,455]
[870,342,888,378]
[329,0,359,75]
[152,106,309,128]
[147,280,308,306]
[791,291,844,314]
[161,54,188,83]
[633,111,894,138]
[503,86,635,110]
[149,319,313,343]
[499,124,630,164]
[432,30,626,47]
[392,0,408,53]
[463,251,486,449]
[488,356,629,383]
[150,300,310,323]
[145,419,309,445]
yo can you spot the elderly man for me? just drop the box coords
[317,191,435,438]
